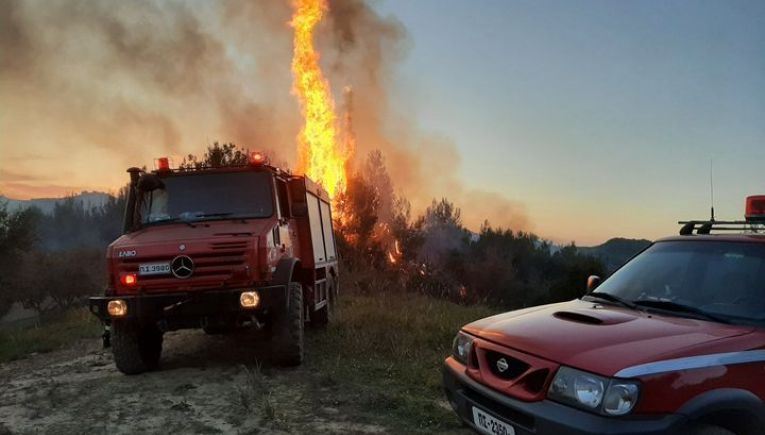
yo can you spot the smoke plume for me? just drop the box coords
[0,0,528,231]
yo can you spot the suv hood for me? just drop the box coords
[463,299,755,376]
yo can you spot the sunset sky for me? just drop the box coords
[1,0,763,245]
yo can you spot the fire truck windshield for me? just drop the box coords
[140,171,274,225]
[587,241,765,325]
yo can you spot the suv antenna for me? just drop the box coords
[709,158,715,222]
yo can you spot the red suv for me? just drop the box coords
[444,196,765,435]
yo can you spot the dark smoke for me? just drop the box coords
[322,0,529,231]
[0,0,292,190]
[0,0,528,232]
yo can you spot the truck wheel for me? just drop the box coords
[273,282,304,366]
[311,276,336,328]
[112,320,163,375]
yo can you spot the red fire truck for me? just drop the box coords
[445,196,765,435]
[89,153,339,374]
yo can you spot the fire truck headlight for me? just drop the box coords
[107,300,128,317]
[240,291,260,309]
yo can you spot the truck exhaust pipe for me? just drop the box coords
[123,167,141,234]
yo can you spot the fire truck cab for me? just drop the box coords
[89,153,339,374]
[445,196,765,435]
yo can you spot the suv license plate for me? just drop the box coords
[138,262,171,276]
[472,406,515,435]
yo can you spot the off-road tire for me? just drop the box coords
[112,320,163,375]
[272,282,304,366]
[311,275,336,328]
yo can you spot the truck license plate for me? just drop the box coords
[472,406,515,435]
[138,262,171,276]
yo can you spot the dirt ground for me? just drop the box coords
[0,330,421,435]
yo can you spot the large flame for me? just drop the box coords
[290,0,351,198]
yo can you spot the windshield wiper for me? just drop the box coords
[146,217,195,228]
[632,299,730,324]
[188,212,233,221]
[584,292,640,310]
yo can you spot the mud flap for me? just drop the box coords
[273,257,300,310]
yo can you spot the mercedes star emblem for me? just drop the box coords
[496,357,509,373]
[171,255,194,279]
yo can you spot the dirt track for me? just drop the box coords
[0,330,393,435]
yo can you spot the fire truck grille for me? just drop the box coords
[118,244,250,287]
[210,241,249,250]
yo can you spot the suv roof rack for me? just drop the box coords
[678,220,764,236]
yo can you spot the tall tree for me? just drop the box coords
[0,204,41,315]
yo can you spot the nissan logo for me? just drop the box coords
[496,357,509,373]
[171,255,194,279]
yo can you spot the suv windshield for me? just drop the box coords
[589,240,765,325]
[140,171,274,224]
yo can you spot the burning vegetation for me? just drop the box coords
[2,0,529,232]
[291,0,353,199]
[0,0,604,316]
[278,0,602,309]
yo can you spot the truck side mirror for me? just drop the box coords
[586,275,602,292]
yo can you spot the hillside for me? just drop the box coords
[0,192,111,214]
[579,237,652,273]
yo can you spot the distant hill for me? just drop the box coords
[579,238,652,273]
[0,191,111,215]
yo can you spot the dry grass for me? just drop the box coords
[306,287,498,433]
[0,308,101,363]
[0,280,499,433]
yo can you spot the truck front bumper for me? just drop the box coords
[443,357,685,435]
[88,285,286,323]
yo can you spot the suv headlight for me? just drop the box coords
[548,366,640,416]
[451,331,474,365]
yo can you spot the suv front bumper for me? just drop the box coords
[443,357,685,435]
[88,285,286,323]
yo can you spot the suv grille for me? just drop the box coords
[472,339,557,400]
[485,350,530,380]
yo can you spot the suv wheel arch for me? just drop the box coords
[679,388,765,435]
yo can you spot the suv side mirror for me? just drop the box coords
[586,275,602,292]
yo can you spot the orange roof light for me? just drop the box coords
[745,195,765,222]
[155,157,171,172]
[249,151,268,166]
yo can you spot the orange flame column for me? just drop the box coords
[290,0,350,199]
